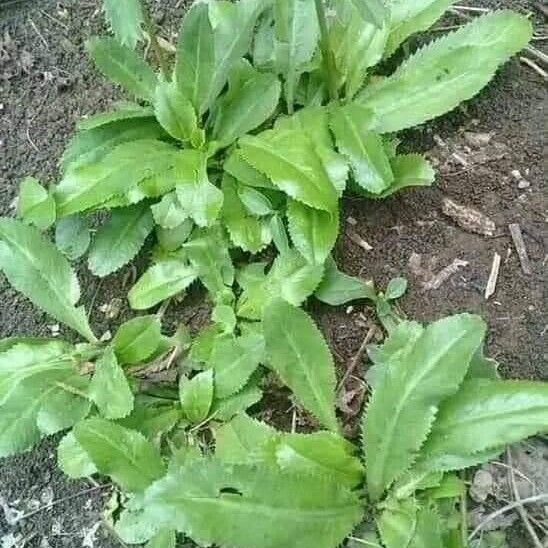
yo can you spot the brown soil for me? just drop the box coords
[0,0,545,546]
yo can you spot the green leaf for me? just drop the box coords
[145,529,176,548]
[376,154,435,198]
[175,2,215,115]
[174,151,223,228]
[55,214,91,260]
[287,199,338,265]
[16,177,56,230]
[87,37,158,101]
[57,431,98,478]
[88,203,153,277]
[89,347,134,419]
[273,0,320,110]
[55,140,179,217]
[211,383,263,422]
[210,334,262,399]
[385,277,408,300]
[466,345,499,380]
[103,0,144,49]
[213,65,281,148]
[363,314,486,501]
[151,192,187,229]
[0,339,71,405]
[211,303,237,334]
[349,0,388,28]
[224,148,274,189]
[153,80,201,143]
[156,219,193,251]
[61,117,164,173]
[180,369,214,424]
[238,185,274,216]
[128,259,197,310]
[113,316,163,365]
[36,375,91,434]
[239,127,338,211]
[264,299,338,431]
[77,104,154,131]
[330,103,393,194]
[203,0,270,112]
[142,459,362,548]
[315,256,376,305]
[73,418,166,492]
[385,0,456,56]
[237,250,324,320]
[377,497,418,548]
[184,227,234,297]
[409,505,444,548]
[0,218,95,341]
[222,176,271,253]
[414,379,548,474]
[359,11,533,133]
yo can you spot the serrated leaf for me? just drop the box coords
[238,185,274,216]
[113,315,162,365]
[363,314,486,501]
[77,104,154,131]
[264,299,338,431]
[175,2,215,115]
[174,151,223,228]
[274,0,319,110]
[330,2,388,99]
[142,459,362,548]
[153,80,201,143]
[210,334,262,399]
[55,214,91,260]
[385,0,456,56]
[211,303,236,333]
[315,256,376,305]
[57,431,98,478]
[377,497,418,548]
[287,199,338,265]
[409,505,444,548]
[330,103,393,193]
[350,0,388,28]
[156,219,193,251]
[212,65,281,148]
[129,258,197,310]
[56,140,179,217]
[0,218,95,341]
[189,324,224,366]
[0,339,71,405]
[359,11,533,133]
[88,202,153,277]
[224,148,274,189]
[89,347,134,419]
[151,192,187,229]
[239,127,338,211]
[87,37,157,101]
[145,529,176,548]
[466,345,499,380]
[184,227,234,297]
[61,117,164,173]
[211,383,263,422]
[16,177,56,230]
[372,154,435,198]
[237,249,324,320]
[222,176,271,253]
[414,379,548,474]
[180,369,214,424]
[36,375,91,434]
[103,0,144,48]
[203,0,270,112]
[73,418,166,492]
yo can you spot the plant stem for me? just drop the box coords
[143,5,170,80]
[459,470,468,547]
[313,0,338,102]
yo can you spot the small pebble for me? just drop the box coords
[464,131,492,148]
[517,179,530,189]
[511,169,522,180]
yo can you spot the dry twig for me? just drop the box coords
[485,252,501,300]
[337,325,377,393]
[509,223,532,275]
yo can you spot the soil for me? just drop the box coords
[0,0,545,547]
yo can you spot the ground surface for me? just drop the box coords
[0,0,546,546]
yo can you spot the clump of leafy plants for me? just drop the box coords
[1,0,545,547]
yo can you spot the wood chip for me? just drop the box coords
[508,224,532,275]
[346,228,373,251]
[442,198,496,236]
[485,252,501,300]
[422,258,469,290]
